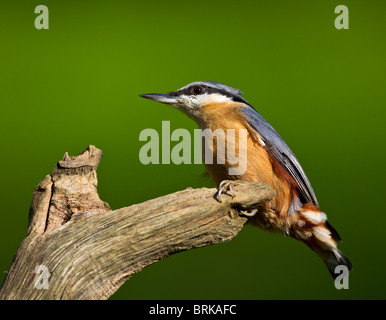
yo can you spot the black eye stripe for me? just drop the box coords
[171,85,208,96]
[192,85,204,95]
[170,85,249,105]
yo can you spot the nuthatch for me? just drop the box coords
[140,81,352,279]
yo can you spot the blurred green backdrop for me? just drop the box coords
[0,0,385,300]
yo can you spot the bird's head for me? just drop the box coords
[140,81,251,124]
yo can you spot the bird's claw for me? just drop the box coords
[239,208,258,217]
[217,180,236,202]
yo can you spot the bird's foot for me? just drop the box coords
[216,180,236,203]
[239,208,258,217]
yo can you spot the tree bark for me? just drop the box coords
[0,145,275,300]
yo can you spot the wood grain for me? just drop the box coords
[0,146,274,300]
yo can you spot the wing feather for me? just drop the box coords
[239,106,319,206]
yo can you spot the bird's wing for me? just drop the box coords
[239,106,319,206]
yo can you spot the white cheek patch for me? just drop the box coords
[175,93,234,123]
[177,93,232,110]
[197,93,232,105]
[301,210,327,225]
[178,94,199,109]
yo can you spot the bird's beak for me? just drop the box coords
[139,93,178,105]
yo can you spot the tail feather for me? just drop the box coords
[303,235,353,280]
[300,217,352,280]
[323,248,353,280]
[325,220,342,242]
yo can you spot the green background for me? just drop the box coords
[0,0,385,299]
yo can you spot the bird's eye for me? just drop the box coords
[192,85,204,95]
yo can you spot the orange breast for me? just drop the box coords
[199,101,295,217]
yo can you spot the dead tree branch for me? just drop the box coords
[0,145,274,300]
